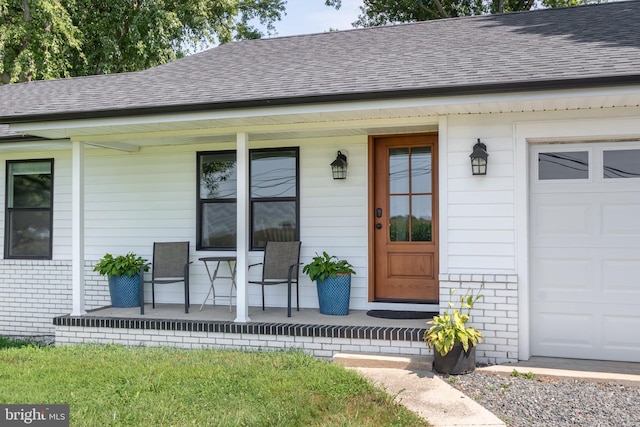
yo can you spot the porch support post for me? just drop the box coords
[234,132,251,322]
[70,139,87,316]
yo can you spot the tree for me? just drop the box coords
[0,0,82,84]
[0,0,285,83]
[325,0,605,26]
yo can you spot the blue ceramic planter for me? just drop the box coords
[316,275,351,315]
[108,274,141,307]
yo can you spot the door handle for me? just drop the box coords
[376,208,382,218]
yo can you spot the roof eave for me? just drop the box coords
[2,74,640,124]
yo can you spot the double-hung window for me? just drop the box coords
[5,159,54,259]
[197,148,299,250]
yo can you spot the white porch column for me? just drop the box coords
[234,132,251,322]
[70,139,87,316]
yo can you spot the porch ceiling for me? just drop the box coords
[8,86,640,149]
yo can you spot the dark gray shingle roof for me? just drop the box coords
[1,1,639,123]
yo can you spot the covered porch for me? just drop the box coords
[53,304,431,359]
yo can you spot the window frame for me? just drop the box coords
[4,158,54,260]
[196,147,300,251]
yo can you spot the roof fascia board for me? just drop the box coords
[3,75,640,126]
[71,116,441,144]
[8,83,640,136]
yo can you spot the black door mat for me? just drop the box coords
[366,310,437,320]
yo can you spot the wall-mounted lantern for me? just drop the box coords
[470,139,489,176]
[331,151,348,179]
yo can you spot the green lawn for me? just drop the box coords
[0,339,429,426]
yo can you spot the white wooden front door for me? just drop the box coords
[529,142,640,362]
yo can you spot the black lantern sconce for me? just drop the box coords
[331,151,348,180]
[470,139,489,176]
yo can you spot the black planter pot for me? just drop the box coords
[433,343,476,375]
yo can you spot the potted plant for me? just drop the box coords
[302,251,355,316]
[424,286,484,375]
[94,252,149,308]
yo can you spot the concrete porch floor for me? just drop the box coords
[86,303,431,329]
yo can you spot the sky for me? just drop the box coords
[265,0,363,38]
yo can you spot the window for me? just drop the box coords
[603,149,640,179]
[197,148,299,250]
[538,151,589,180]
[5,159,53,259]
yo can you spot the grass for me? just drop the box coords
[0,340,429,426]
[0,336,44,349]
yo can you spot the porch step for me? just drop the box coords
[333,352,433,370]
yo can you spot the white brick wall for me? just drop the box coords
[54,325,431,359]
[439,273,519,364]
[0,260,111,336]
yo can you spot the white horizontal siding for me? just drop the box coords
[443,113,518,274]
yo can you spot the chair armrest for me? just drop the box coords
[140,262,152,278]
[287,262,303,281]
[248,262,263,270]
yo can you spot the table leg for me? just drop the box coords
[199,260,221,311]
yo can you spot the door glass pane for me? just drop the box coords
[200,153,237,199]
[389,148,409,194]
[603,149,640,179]
[201,203,237,248]
[251,150,296,198]
[8,210,51,257]
[412,195,432,242]
[389,195,409,242]
[538,151,589,180]
[411,147,431,193]
[252,201,297,248]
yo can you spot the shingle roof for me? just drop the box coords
[1,1,639,123]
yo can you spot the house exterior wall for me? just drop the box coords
[0,137,371,336]
[3,106,640,364]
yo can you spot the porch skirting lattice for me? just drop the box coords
[53,315,429,359]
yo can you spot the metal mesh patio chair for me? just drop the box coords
[140,241,191,315]
[249,241,302,317]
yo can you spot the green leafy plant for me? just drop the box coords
[511,369,536,380]
[302,252,356,282]
[93,253,148,278]
[424,286,484,356]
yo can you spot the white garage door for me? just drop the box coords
[530,142,640,362]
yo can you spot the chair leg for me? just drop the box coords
[262,284,265,311]
[152,283,155,309]
[184,279,189,314]
[287,281,292,318]
[140,278,145,315]
[296,282,300,312]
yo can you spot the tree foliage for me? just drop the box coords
[326,0,606,26]
[0,0,285,83]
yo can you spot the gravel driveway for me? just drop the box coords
[442,371,640,427]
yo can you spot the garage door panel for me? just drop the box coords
[602,259,640,293]
[531,254,593,292]
[530,306,595,348]
[530,142,640,362]
[602,203,640,236]
[533,203,591,236]
[602,313,640,357]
